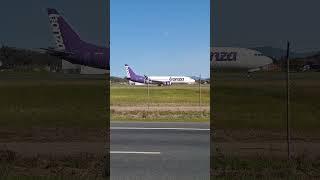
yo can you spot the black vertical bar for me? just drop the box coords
[106,0,110,178]
[286,41,291,159]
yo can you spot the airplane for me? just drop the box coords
[301,64,320,72]
[210,47,274,72]
[125,64,196,86]
[42,8,109,70]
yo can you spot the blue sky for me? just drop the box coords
[110,0,210,78]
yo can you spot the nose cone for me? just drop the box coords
[263,56,274,66]
[251,56,274,68]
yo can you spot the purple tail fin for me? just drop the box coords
[125,64,137,79]
[47,8,82,51]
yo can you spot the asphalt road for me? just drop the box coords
[110,121,210,180]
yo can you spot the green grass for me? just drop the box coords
[0,72,210,125]
[212,72,320,130]
[110,85,210,106]
[0,72,108,128]
[0,71,209,125]
[0,71,318,127]
[110,85,210,121]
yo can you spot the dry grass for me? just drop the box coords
[0,149,107,179]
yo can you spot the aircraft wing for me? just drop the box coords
[248,67,262,73]
[144,75,166,85]
[148,78,171,85]
[150,79,165,84]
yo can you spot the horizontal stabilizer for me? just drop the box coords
[40,48,75,57]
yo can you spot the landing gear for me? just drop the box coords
[164,81,172,86]
[247,72,251,78]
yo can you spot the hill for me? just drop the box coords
[0,46,61,71]
[110,76,127,83]
[252,46,318,59]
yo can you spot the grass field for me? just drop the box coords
[110,84,210,122]
[1,71,319,178]
[111,85,210,106]
[0,72,108,179]
[0,71,318,127]
[0,72,108,128]
[211,71,320,177]
[212,72,320,131]
[0,72,210,124]
[0,71,318,130]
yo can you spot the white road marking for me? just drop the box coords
[111,151,161,155]
[111,127,210,131]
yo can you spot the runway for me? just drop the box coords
[110,121,210,180]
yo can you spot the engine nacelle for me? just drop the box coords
[144,78,152,84]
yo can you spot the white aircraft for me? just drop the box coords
[211,47,274,72]
[125,64,196,86]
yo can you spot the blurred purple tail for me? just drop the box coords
[47,8,82,51]
[125,64,137,79]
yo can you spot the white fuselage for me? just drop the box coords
[211,47,273,69]
[149,76,196,84]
